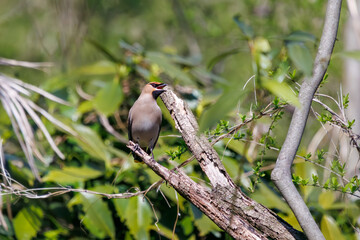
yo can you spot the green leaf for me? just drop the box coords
[76,61,117,75]
[262,80,300,107]
[333,50,360,61]
[80,193,115,240]
[250,183,292,214]
[285,31,316,44]
[43,166,103,184]
[199,84,246,131]
[71,124,111,166]
[318,191,335,209]
[233,15,254,39]
[286,42,313,76]
[149,223,179,240]
[146,52,193,84]
[207,48,240,70]
[194,214,222,237]
[92,80,124,116]
[113,196,153,240]
[87,39,120,62]
[13,206,43,240]
[321,215,346,240]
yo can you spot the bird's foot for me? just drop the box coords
[134,143,141,152]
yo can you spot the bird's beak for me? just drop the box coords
[152,83,167,99]
[155,83,167,90]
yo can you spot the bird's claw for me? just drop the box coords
[134,143,141,152]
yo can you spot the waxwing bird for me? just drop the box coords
[128,82,167,162]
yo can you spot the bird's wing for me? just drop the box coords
[127,110,133,141]
[149,116,162,152]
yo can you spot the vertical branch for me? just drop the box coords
[271,1,342,239]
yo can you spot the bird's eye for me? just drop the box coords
[150,82,159,87]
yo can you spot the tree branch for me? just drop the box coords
[127,88,306,239]
[127,141,267,240]
[271,1,342,239]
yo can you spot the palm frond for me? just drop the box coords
[0,74,74,180]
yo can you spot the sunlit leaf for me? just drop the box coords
[278,213,302,231]
[80,193,115,239]
[77,100,93,114]
[43,166,103,184]
[13,206,43,240]
[233,15,254,39]
[318,191,335,209]
[180,216,194,236]
[262,80,300,107]
[92,80,124,116]
[149,223,179,240]
[286,42,313,76]
[293,161,317,200]
[321,215,346,240]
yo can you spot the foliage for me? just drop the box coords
[0,1,358,239]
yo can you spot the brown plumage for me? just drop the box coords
[128,82,166,162]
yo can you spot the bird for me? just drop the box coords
[128,82,167,162]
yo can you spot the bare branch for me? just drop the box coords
[271,1,342,239]
[0,57,54,70]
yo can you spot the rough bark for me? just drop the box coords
[128,89,306,240]
[271,1,342,239]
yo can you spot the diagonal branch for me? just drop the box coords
[271,1,342,239]
[128,141,282,240]
[160,88,235,188]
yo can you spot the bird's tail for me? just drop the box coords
[132,152,144,163]
[132,147,153,163]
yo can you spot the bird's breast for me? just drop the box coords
[130,103,162,148]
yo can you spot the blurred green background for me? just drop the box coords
[0,1,358,239]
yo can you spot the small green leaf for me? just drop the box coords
[286,42,313,76]
[342,93,349,109]
[233,15,254,39]
[92,80,124,116]
[13,206,43,240]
